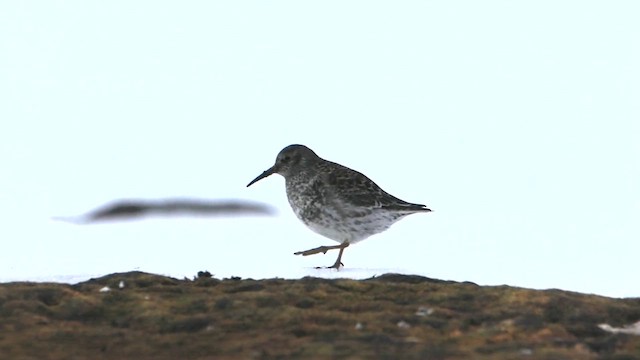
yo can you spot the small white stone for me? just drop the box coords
[397,320,411,329]
[599,321,640,335]
[119,281,125,289]
[520,348,533,356]
[99,286,111,293]
[354,322,364,330]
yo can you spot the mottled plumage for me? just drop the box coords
[247,144,431,269]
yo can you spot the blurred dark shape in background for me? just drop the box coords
[54,198,276,224]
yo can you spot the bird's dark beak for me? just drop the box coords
[247,166,276,187]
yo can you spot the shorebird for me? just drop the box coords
[247,144,431,269]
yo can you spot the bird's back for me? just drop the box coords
[320,160,431,212]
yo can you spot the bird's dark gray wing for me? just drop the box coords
[321,162,431,212]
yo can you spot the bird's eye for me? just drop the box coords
[282,155,291,162]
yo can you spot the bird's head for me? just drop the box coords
[247,144,320,187]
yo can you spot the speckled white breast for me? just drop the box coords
[307,209,404,244]
[287,194,408,244]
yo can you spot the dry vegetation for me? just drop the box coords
[1,272,639,359]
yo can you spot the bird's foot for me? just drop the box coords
[320,260,344,270]
[295,243,349,270]
[294,245,334,256]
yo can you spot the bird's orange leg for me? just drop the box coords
[294,242,350,269]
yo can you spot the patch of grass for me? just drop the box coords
[158,315,213,333]
[0,272,639,359]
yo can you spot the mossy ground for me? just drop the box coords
[1,272,639,359]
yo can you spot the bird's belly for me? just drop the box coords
[290,203,403,244]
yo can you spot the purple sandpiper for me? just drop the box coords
[247,144,432,269]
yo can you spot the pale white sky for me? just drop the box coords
[1,1,639,297]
